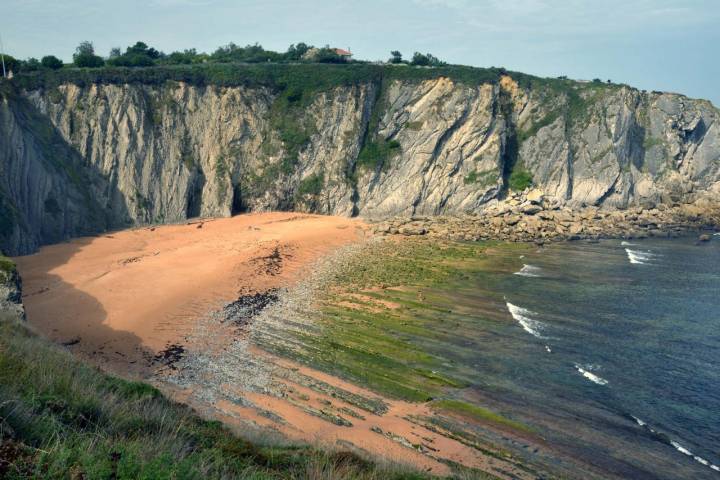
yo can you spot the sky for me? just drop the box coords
[3,0,719,105]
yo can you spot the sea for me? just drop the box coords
[438,235,720,479]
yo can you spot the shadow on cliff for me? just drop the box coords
[1,84,132,255]
[16,237,155,380]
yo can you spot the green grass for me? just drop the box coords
[356,139,401,172]
[0,314,429,480]
[261,240,528,404]
[431,400,532,434]
[10,63,516,92]
[463,169,497,187]
[297,173,325,197]
[0,255,15,278]
[516,111,561,145]
[508,168,533,191]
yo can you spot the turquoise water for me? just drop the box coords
[467,236,720,479]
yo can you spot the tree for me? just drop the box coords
[410,52,445,67]
[106,41,165,67]
[73,41,104,68]
[314,47,345,63]
[24,58,41,71]
[41,55,64,70]
[389,50,403,64]
[286,42,311,61]
[75,41,95,57]
[126,41,161,59]
[1,54,19,74]
[163,49,204,65]
[108,47,122,59]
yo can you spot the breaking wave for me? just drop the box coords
[670,440,720,472]
[632,416,720,472]
[575,364,608,385]
[626,248,655,265]
[506,302,546,338]
[621,241,637,246]
[514,264,543,277]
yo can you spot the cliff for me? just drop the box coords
[1,64,719,254]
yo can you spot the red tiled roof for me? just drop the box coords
[334,48,352,56]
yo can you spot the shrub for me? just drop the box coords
[73,41,104,68]
[297,173,324,197]
[41,55,64,70]
[410,52,445,67]
[509,168,533,191]
[108,54,155,67]
[356,139,401,171]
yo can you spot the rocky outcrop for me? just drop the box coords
[1,70,719,254]
[0,257,24,320]
[371,193,720,243]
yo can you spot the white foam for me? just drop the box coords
[506,302,546,338]
[545,345,552,353]
[669,440,720,471]
[575,365,608,385]
[625,248,654,265]
[621,241,637,246]
[514,264,543,277]
[631,415,646,427]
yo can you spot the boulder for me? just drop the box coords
[505,215,522,226]
[526,189,544,205]
[521,204,543,215]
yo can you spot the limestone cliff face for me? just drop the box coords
[0,86,111,255]
[1,73,719,254]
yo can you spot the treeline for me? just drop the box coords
[3,40,447,72]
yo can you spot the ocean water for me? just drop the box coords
[459,236,720,479]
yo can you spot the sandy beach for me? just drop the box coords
[13,212,539,477]
[14,213,365,375]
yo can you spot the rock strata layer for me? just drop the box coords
[1,70,719,254]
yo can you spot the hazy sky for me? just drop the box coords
[3,0,719,105]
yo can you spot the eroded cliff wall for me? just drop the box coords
[1,69,719,254]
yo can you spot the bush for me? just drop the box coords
[509,168,533,191]
[41,55,64,70]
[1,54,20,73]
[410,52,445,67]
[107,41,162,67]
[108,53,155,67]
[389,51,403,64]
[297,173,324,196]
[73,41,104,68]
[356,139,401,171]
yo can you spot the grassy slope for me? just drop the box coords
[0,313,427,480]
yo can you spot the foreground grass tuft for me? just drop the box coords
[0,314,428,479]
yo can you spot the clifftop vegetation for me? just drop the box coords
[5,39,636,98]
